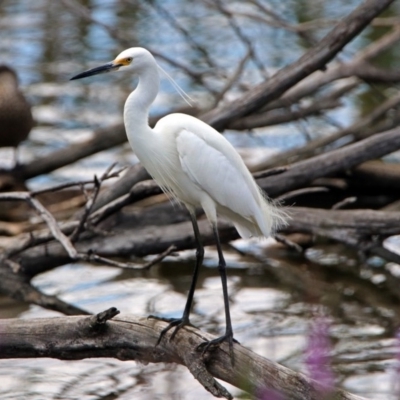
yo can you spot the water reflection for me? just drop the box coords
[1,0,400,399]
[0,241,395,399]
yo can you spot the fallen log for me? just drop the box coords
[0,308,367,400]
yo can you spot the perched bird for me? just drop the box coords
[0,65,33,167]
[71,48,287,358]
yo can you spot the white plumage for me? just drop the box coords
[71,47,287,360]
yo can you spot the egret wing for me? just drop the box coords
[176,129,259,217]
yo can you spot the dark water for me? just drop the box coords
[1,1,400,399]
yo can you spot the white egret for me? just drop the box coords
[71,47,287,359]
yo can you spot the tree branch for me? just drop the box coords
[0,311,367,400]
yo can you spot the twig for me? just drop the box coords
[85,252,138,269]
[211,0,269,79]
[253,166,288,179]
[212,50,252,107]
[70,164,118,242]
[89,307,120,326]
[274,234,303,253]
[29,197,79,259]
[141,245,178,270]
[332,197,357,210]
[276,187,329,202]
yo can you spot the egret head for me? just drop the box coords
[70,47,155,80]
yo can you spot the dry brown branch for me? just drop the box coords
[273,233,304,253]
[0,310,367,400]
[286,207,400,238]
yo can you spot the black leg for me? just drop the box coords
[150,213,204,344]
[197,224,237,364]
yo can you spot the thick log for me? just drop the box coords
[0,311,367,400]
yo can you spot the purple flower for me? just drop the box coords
[305,314,335,395]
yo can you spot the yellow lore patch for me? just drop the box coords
[114,57,132,66]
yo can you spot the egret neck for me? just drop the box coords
[123,57,160,150]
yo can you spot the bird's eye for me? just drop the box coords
[126,57,133,63]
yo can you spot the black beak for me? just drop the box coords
[70,62,122,80]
